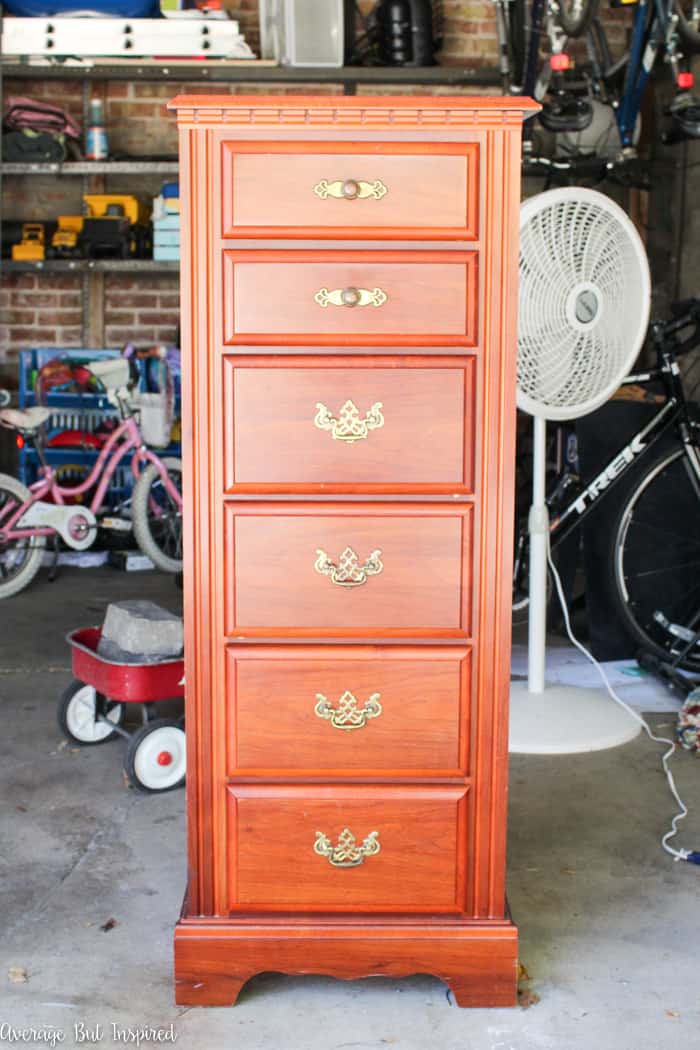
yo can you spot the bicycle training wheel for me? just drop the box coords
[131,457,183,574]
[610,447,700,669]
[557,0,598,37]
[0,473,46,599]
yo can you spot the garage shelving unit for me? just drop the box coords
[1,59,501,89]
[1,57,501,346]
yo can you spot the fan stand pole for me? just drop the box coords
[527,414,548,694]
[509,416,640,754]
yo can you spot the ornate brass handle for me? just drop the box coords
[314,828,381,868]
[314,399,384,443]
[314,690,382,730]
[314,286,387,309]
[314,546,383,587]
[313,178,387,201]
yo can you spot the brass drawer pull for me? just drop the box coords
[314,690,382,730]
[314,546,383,588]
[314,828,381,868]
[314,399,384,443]
[313,178,388,201]
[314,286,388,309]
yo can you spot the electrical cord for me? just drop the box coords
[546,535,700,865]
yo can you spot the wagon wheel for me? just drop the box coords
[57,680,124,745]
[124,718,186,793]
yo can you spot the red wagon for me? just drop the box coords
[59,626,185,793]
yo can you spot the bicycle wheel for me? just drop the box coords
[131,457,183,574]
[0,473,46,599]
[556,0,598,37]
[610,447,700,669]
[675,0,700,53]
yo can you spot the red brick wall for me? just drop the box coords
[104,273,181,346]
[0,272,82,347]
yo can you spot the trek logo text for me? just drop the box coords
[572,434,646,514]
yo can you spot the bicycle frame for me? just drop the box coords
[547,352,700,550]
[614,0,672,147]
[0,414,181,542]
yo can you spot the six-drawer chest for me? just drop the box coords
[169,93,536,1008]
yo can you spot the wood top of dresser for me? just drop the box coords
[168,93,540,127]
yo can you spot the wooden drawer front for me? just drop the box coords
[224,502,472,638]
[221,141,479,240]
[222,251,478,347]
[227,786,468,913]
[222,355,475,494]
[225,645,471,776]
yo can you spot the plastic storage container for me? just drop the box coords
[260,0,344,67]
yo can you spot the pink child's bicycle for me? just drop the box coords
[0,356,182,598]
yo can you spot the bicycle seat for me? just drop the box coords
[540,94,593,133]
[0,406,51,432]
[86,357,131,391]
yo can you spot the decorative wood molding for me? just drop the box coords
[169,94,540,130]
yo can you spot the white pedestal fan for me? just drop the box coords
[510,187,650,754]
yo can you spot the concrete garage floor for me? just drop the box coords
[2,568,700,1050]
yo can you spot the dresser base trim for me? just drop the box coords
[174,915,518,1008]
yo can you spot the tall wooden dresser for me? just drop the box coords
[169,93,536,1008]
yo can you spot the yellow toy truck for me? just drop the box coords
[12,223,45,261]
[49,216,83,259]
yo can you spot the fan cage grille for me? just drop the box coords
[518,193,650,421]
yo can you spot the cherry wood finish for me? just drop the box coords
[170,93,536,1008]
[225,645,471,777]
[221,141,479,241]
[222,250,478,347]
[174,920,519,1007]
[222,355,475,494]
[227,785,468,913]
[223,502,472,638]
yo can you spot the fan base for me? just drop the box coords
[509,681,641,754]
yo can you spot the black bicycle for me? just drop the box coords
[513,297,700,669]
